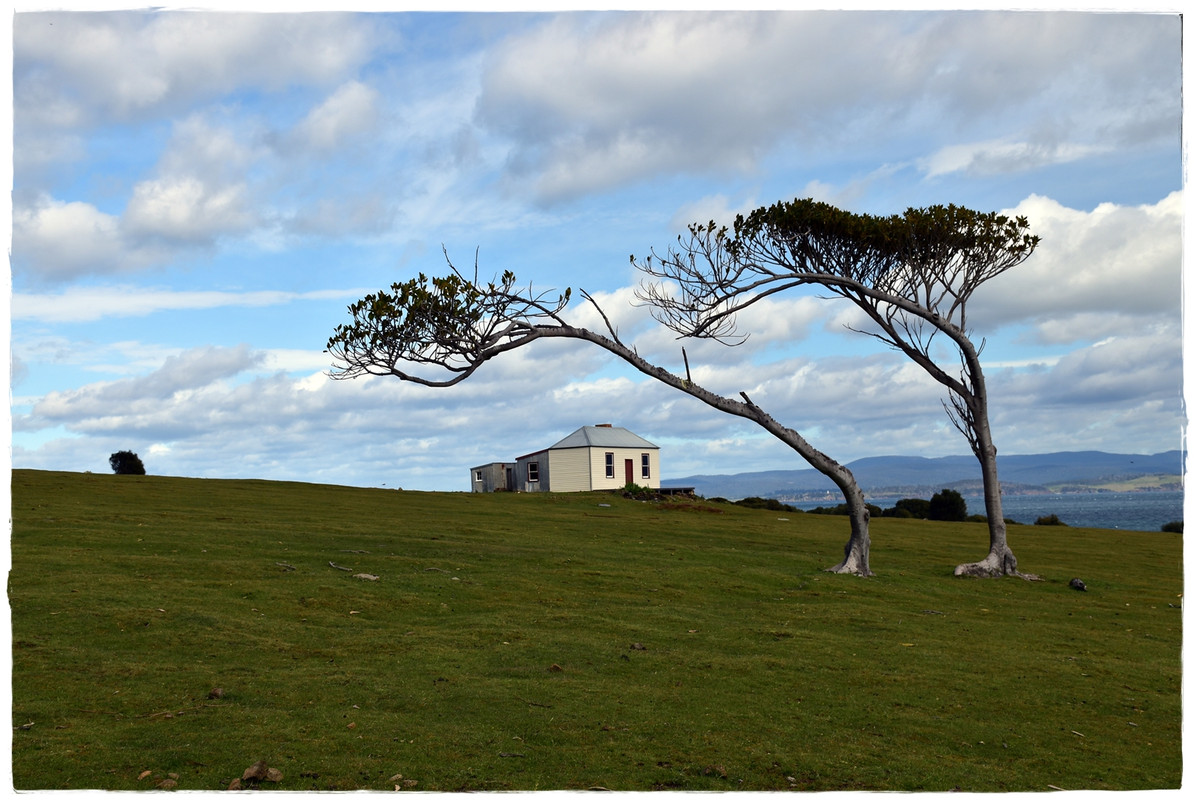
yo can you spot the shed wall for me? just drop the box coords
[514,451,549,492]
[470,463,514,493]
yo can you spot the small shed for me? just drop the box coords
[470,462,515,493]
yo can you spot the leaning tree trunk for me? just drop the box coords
[824,466,872,576]
[746,409,872,577]
[952,432,1018,577]
[950,366,1026,578]
[554,325,875,576]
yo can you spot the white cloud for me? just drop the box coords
[919,139,1108,179]
[13,11,378,125]
[12,286,372,324]
[11,309,1183,489]
[290,81,379,153]
[11,196,163,281]
[12,113,268,279]
[6,11,1181,491]
[476,10,1179,202]
[124,176,256,244]
[969,191,1182,338]
[23,345,265,434]
[123,114,266,245]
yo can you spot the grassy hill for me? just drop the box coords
[9,470,1183,791]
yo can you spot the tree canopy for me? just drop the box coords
[109,450,146,475]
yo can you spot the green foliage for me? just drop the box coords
[11,470,1182,791]
[806,502,883,517]
[1160,520,1183,533]
[621,482,656,500]
[108,450,146,475]
[726,198,1040,289]
[1035,514,1068,526]
[928,489,968,522]
[326,266,573,383]
[733,496,796,512]
[883,498,932,519]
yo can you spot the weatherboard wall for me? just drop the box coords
[583,447,659,490]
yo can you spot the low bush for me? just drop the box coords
[733,496,795,512]
[1160,520,1183,533]
[1034,513,1067,526]
[883,498,931,519]
[622,482,657,500]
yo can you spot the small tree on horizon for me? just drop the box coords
[109,450,146,476]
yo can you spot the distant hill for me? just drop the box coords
[663,450,1183,501]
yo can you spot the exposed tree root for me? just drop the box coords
[954,549,1039,580]
[825,540,874,577]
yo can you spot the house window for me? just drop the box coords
[474,470,483,482]
[528,462,539,482]
[641,453,651,479]
[605,452,615,479]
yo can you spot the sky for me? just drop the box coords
[4,3,1187,493]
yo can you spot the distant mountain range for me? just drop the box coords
[663,450,1183,501]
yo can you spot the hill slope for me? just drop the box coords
[664,450,1182,499]
[9,470,1183,791]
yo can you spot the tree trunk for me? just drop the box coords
[950,383,1031,579]
[825,472,872,576]
[553,325,875,576]
[748,409,872,577]
[952,434,1018,577]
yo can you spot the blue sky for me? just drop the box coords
[5,4,1186,491]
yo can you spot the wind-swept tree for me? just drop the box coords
[109,450,146,475]
[327,260,875,576]
[634,199,1040,578]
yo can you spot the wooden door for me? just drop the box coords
[625,459,634,485]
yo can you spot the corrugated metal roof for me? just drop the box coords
[548,425,659,450]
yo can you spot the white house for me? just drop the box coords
[471,424,661,493]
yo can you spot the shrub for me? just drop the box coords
[109,450,146,476]
[734,496,794,512]
[1034,514,1067,526]
[928,489,967,522]
[883,498,931,519]
[1161,520,1183,533]
[622,483,656,500]
[808,502,881,517]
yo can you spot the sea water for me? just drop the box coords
[791,490,1184,532]
[977,491,1184,532]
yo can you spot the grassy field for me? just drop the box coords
[9,469,1183,791]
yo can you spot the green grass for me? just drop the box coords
[9,470,1183,791]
